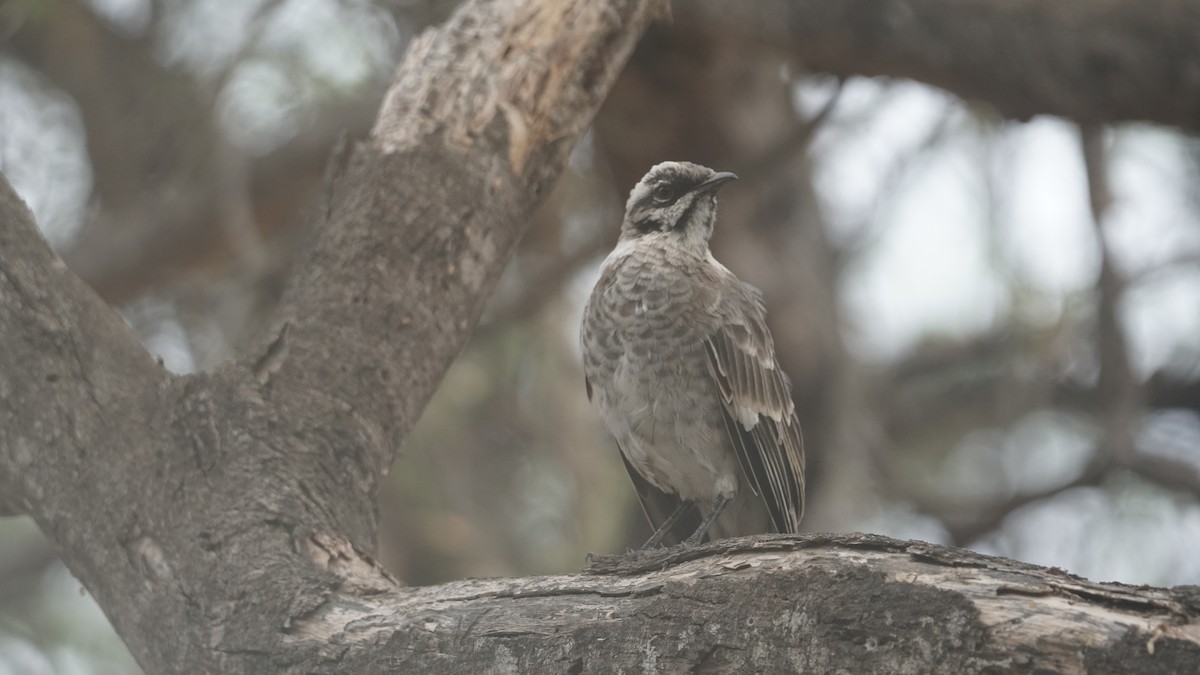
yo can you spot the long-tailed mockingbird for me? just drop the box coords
[581,161,806,547]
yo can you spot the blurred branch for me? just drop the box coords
[1118,453,1200,500]
[880,127,1194,545]
[4,0,377,306]
[1131,249,1200,284]
[680,0,1200,131]
[905,445,1200,546]
[910,456,1110,547]
[1144,372,1200,413]
[5,0,224,303]
[840,105,958,258]
[888,333,1200,421]
[878,329,1200,543]
[738,77,844,184]
[1081,125,1142,462]
[473,225,614,342]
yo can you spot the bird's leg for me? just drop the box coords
[641,502,692,549]
[684,494,731,546]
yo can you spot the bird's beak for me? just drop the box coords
[692,171,738,195]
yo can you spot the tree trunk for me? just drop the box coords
[1,0,666,670]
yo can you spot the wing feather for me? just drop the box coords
[704,285,806,533]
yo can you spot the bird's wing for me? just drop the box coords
[704,283,806,532]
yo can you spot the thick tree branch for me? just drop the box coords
[278,534,1200,672]
[681,0,1200,130]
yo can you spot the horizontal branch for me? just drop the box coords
[1120,452,1200,499]
[907,457,1109,546]
[285,533,1200,673]
[683,0,1200,130]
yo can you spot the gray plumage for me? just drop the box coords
[581,161,806,546]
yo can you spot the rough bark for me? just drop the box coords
[1,0,665,670]
[682,0,1200,130]
[274,533,1200,673]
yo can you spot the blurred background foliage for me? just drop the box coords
[2,0,1200,672]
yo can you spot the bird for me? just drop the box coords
[580,160,806,548]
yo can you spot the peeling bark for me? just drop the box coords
[236,534,1200,673]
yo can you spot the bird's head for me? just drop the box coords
[620,161,737,247]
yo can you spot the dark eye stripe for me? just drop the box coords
[635,176,694,211]
[673,198,700,231]
[631,213,666,233]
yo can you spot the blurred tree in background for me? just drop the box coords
[2,0,1199,672]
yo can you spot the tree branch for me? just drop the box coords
[1081,124,1143,463]
[1120,452,1200,499]
[5,0,228,303]
[905,454,1111,546]
[681,0,1200,131]
[282,534,1200,672]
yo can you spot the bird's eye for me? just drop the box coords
[652,184,674,203]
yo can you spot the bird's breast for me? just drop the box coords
[595,250,713,331]
[580,248,721,386]
[580,250,738,500]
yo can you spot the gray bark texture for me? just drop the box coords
[3,0,1200,673]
